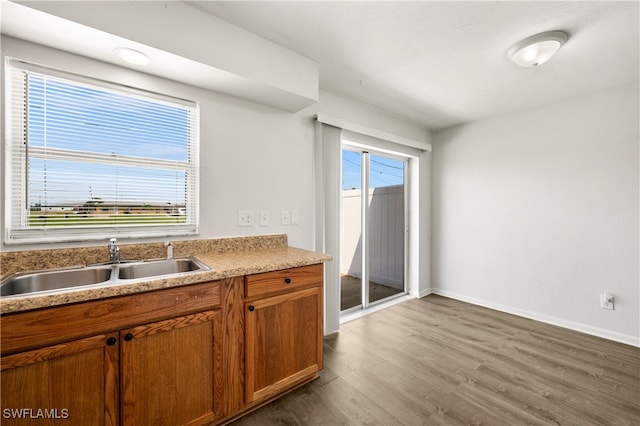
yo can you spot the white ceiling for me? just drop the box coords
[1,1,319,112]
[187,1,639,130]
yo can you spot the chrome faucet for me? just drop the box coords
[108,238,121,264]
[165,241,173,260]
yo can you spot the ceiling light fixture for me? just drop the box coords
[114,47,150,66]
[507,31,568,67]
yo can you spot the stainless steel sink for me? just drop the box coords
[117,258,209,280]
[1,257,210,298]
[1,266,113,297]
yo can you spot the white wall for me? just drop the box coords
[310,90,431,147]
[1,37,430,269]
[0,37,315,251]
[432,83,639,345]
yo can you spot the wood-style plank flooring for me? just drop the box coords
[231,295,640,425]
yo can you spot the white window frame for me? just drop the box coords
[4,58,200,244]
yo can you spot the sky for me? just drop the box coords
[27,73,190,207]
[342,150,405,190]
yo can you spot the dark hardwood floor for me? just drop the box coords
[231,295,640,425]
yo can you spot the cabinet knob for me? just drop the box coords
[285,278,291,284]
[106,337,117,346]
[248,305,255,312]
[124,333,134,341]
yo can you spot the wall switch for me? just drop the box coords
[260,210,269,226]
[281,210,290,226]
[291,210,300,225]
[600,292,614,310]
[238,210,254,226]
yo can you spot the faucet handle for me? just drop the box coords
[165,241,174,260]
[109,238,117,244]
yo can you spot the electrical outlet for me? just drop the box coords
[238,210,254,226]
[260,210,269,226]
[281,210,290,226]
[600,292,614,310]
[246,210,254,226]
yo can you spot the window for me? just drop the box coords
[5,59,199,243]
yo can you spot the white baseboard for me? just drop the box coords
[431,289,640,348]
[410,287,432,298]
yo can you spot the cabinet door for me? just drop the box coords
[1,333,119,426]
[245,287,323,403]
[120,311,217,426]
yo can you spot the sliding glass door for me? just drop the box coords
[340,146,407,313]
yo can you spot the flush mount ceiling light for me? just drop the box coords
[114,47,150,66]
[507,31,568,67]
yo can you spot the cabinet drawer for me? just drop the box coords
[245,264,322,300]
[1,280,221,356]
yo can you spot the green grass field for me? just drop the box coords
[29,214,186,227]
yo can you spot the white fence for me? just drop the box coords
[341,185,404,289]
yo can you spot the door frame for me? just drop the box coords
[340,142,411,315]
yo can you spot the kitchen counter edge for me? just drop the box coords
[1,246,331,314]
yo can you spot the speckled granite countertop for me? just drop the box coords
[0,234,331,314]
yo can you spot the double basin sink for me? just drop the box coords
[1,257,210,297]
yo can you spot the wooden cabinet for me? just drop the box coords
[1,281,221,426]
[0,264,325,424]
[120,311,218,426]
[1,333,119,426]
[1,312,218,426]
[244,264,323,403]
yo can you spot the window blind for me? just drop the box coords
[5,59,200,243]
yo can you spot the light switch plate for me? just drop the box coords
[281,210,290,226]
[291,210,300,225]
[260,210,269,226]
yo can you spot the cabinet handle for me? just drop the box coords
[248,305,255,312]
[106,337,117,346]
[284,278,292,284]
[124,333,134,341]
